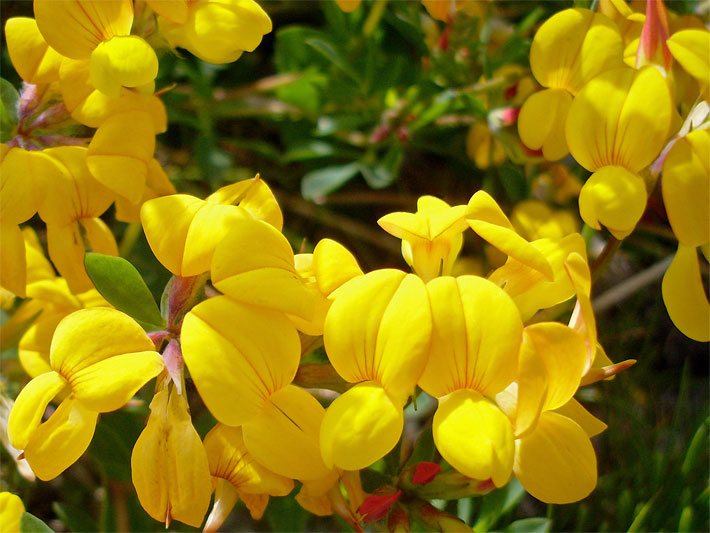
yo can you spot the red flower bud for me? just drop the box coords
[411,462,441,485]
[358,489,402,523]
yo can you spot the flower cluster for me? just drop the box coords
[517,3,709,342]
[1,0,706,531]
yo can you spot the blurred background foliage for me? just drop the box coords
[1,0,708,531]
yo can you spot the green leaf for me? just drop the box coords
[360,145,403,189]
[501,517,551,533]
[301,162,361,200]
[0,78,20,143]
[84,253,164,330]
[20,513,54,533]
[305,38,361,84]
[266,495,309,533]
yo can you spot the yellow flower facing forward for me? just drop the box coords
[466,122,506,169]
[566,65,672,239]
[33,0,158,97]
[510,200,579,242]
[661,128,710,342]
[141,176,281,277]
[518,8,623,160]
[378,196,468,282]
[131,385,212,528]
[203,424,294,530]
[320,270,432,471]
[419,275,522,487]
[147,0,272,64]
[0,492,25,533]
[8,308,164,480]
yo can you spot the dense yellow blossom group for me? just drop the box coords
[1,0,707,531]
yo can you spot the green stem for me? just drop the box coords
[591,235,622,284]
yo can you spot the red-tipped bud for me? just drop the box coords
[358,489,402,523]
[411,462,441,485]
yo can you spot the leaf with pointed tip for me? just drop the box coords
[84,253,164,330]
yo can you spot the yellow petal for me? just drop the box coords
[662,129,709,247]
[312,239,363,296]
[204,424,294,496]
[206,176,283,231]
[336,0,362,13]
[5,17,62,84]
[324,270,432,402]
[466,122,506,169]
[23,396,98,480]
[8,371,68,450]
[90,36,158,97]
[515,323,587,436]
[419,276,523,398]
[87,110,155,204]
[564,253,597,371]
[514,412,596,504]
[489,233,587,321]
[242,385,331,481]
[19,311,64,379]
[0,492,25,533]
[211,218,315,321]
[145,0,188,23]
[566,66,672,172]
[466,192,554,280]
[181,296,300,426]
[39,147,115,225]
[517,89,572,161]
[0,223,26,297]
[70,351,164,413]
[530,8,623,94]
[553,399,607,438]
[140,195,248,276]
[174,0,272,64]
[578,166,647,239]
[1,147,59,224]
[667,29,710,86]
[661,245,710,342]
[131,388,212,528]
[320,381,403,470]
[23,227,56,285]
[34,0,134,59]
[433,389,514,487]
[50,308,157,376]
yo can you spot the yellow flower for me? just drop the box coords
[518,9,623,160]
[667,29,710,96]
[147,0,272,64]
[378,196,468,282]
[36,147,118,293]
[510,200,579,241]
[203,424,293,530]
[660,128,710,342]
[466,122,506,169]
[131,386,212,528]
[320,270,432,470]
[419,275,522,487]
[141,176,281,277]
[0,492,25,533]
[8,308,164,480]
[34,0,158,97]
[566,65,672,239]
